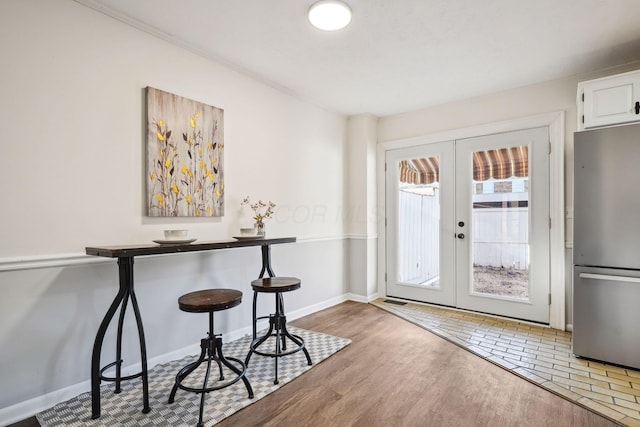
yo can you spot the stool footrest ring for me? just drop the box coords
[173,356,248,394]
[249,333,308,358]
[99,360,143,383]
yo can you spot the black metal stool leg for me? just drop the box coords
[197,351,214,427]
[245,313,276,366]
[207,312,224,381]
[215,337,254,398]
[274,314,281,384]
[277,293,287,351]
[168,343,207,404]
[251,290,258,340]
[280,320,313,366]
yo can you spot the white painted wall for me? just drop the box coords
[345,115,378,299]
[0,0,351,422]
[0,0,347,257]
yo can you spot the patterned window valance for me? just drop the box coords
[399,146,528,184]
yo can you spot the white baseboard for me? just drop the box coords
[0,380,89,426]
[566,323,573,332]
[347,293,368,303]
[346,292,379,303]
[286,294,351,321]
[0,293,357,425]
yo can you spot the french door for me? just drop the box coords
[385,127,550,323]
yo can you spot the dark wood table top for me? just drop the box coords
[86,237,296,258]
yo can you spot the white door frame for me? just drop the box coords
[377,111,565,330]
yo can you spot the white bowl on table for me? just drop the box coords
[164,229,188,240]
[240,227,257,236]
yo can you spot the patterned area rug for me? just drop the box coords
[37,327,350,426]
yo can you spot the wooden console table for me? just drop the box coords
[85,237,296,419]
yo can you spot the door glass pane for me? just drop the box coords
[397,157,440,287]
[471,146,529,300]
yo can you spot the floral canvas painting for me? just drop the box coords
[146,87,224,217]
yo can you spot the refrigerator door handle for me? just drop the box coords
[579,272,640,283]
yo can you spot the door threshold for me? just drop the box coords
[382,296,550,328]
[382,299,407,306]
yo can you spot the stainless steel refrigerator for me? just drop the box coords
[573,122,640,369]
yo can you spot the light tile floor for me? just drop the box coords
[372,299,640,427]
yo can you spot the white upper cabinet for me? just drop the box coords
[577,69,640,131]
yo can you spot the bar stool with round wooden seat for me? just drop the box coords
[168,289,253,427]
[244,277,312,385]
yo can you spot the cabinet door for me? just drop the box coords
[580,71,640,129]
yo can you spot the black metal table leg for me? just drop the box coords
[129,263,150,415]
[91,256,150,419]
[259,244,275,278]
[91,265,127,419]
[114,284,130,394]
[253,243,275,341]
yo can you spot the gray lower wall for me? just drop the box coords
[0,238,350,421]
[347,237,378,300]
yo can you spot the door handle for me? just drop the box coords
[635,101,640,115]
[457,233,465,239]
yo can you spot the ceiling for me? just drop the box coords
[76,0,640,117]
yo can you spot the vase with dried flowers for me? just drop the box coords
[241,196,275,236]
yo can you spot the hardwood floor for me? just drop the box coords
[7,418,38,427]
[10,301,618,426]
[219,301,617,427]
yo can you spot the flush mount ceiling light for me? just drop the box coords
[308,0,352,31]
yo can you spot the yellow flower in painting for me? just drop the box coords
[206,206,214,216]
[158,119,164,127]
[198,147,204,155]
[186,193,192,204]
[150,171,156,180]
[199,159,204,169]
[221,182,224,190]
[187,169,193,178]
[196,210,201,217]
[190,112,201,129]
[181,164,188,174]
[211,156,218,163]
[188,136,193,144]
[156,131,164,141]
[156,193,164,207]
[171,183,178,194]
[165,158,171,168]
[206,170,214,181]
[207,142,212,149]
[173,149,177,156]
[215,186,221,197]
[160,149,164,157]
